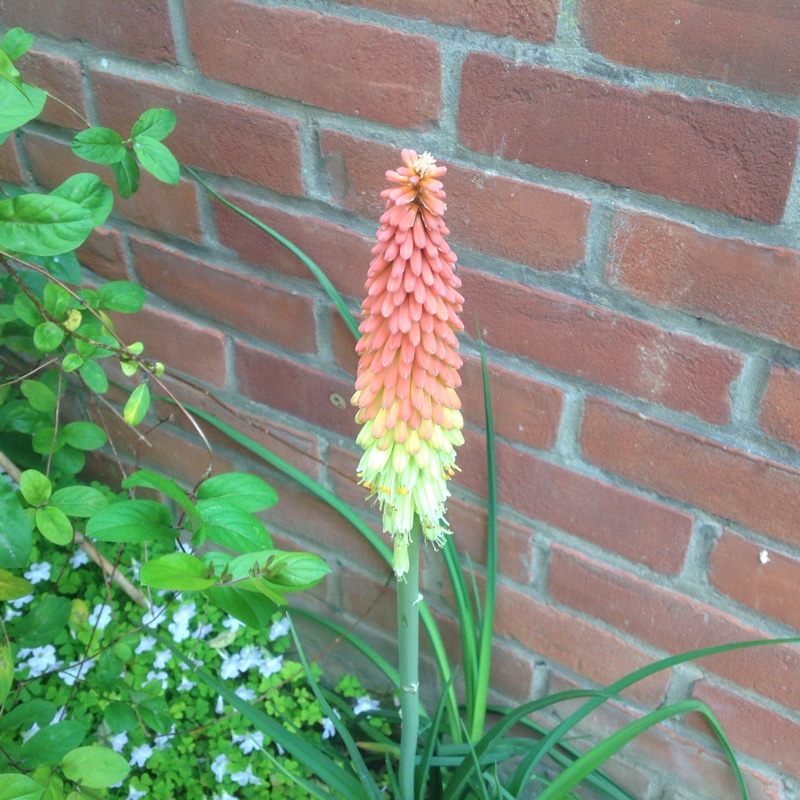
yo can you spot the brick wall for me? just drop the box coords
[2,2,800,797]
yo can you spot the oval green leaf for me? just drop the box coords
[78,359,108,393]
[197,472,278,512]
[96,280,145,313]
[35,505,73,545]
[132,136,180,184]
[110,151,139,199]
[0,194,95,256]
[62,421,107,450]
[19,469,52,506]
[33,321,65,352]
[49,486,109,518]
[0,479,32,569]
[0,569,33,601]
[50,173,114,227]
[0,774,44,800]
[85,498,173,543]
[140,553,217,591]
[123,382,150,426]
[130,108,176,141]
[21,721,87,769]
[60,746,130,789]
[9,596,71,648]
[196,505,273,554]
[20,379,57,413]
[0,644,13,707]
[42,281,71,320]
[0,80,46,134]
[70,127,125,165]
[1,28,34,61]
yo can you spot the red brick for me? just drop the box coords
[185,0,441,129]
[235,343,359,439]
[91,71,303,196]
[608,210,800,348]
[77,228,129,281]
[710,531,800,631]
[761,365,800,450]
[550,545,800,709]
[460,268,741,423]
[332,0,557,43]
[457,430,692,574]
[331,310,360,377]
[16,50,87,130]
[459,53,799,223]
[130,237,316,353]
[579,0,800,97]
[0,0,176,63]
[111,305,228,388]
[496,582,670,706]
[459,356,562,450]
[0,136,25,184]
[321,130,590,272]
[692,681,800,778]
[581,397,800,548]
[214,192,372,299]
[23,133,202,242]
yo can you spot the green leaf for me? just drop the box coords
[132,136,180,184]
[96,280,145,313]
[196,504,273,554]
[122,470,202,532]
[32,426,64,455]
[60,746,129,789]
[0,478,32,568]
[0,774,44,800]
[123,383,150,426]
[31,250,82,284]
[12,292,43,327]
[130,108,176,141]
[140,553,217,591]
[33,320,65,352]
[0,80,46,134]
[110,151,139,199]
[0,700,57,734]
[62,421,107,450]
[0,569,32,600]
[205,585,278,631]
[42,282,71,320]
[85,498,173,542]
[197,472,278,512]
[35,505,73,545]
[264,551,330,591]
[50,444,84,477]
[0,194,95,256]
[104,702,137,734]
[0,644,13,707]
[20,379,57,412]
[21,721,87,769]
[9,596,71,648]
[49,486,109,518]
[70,127,125,165]
[19,469,52,506]
[0,49,23,92]
[1,28,34,61]
[78,359,108,393]
[50,173,113,227]
[62,353,83,372]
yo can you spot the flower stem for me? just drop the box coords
[397,519,421,800]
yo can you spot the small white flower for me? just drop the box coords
[258,655,283,678]
[154,728,173,750]
[321,717,336,739]
[142,605,166,629]
[152,649,171,669]
[10,593,34,609]
[69,549,90,569]
[135,636,157,655]
[145,670,169,690]
[236,646,263,673]
[223,616,245,634]
[129,743,153,767]
[215,695,225,714]
[169,623,191,643]
[194,622,214,640]
[24,562,51,585]
[4,608,21,621]
[21,722,40,744]
[234,686,256,702]
[269,616,290,642]
[211,752,229,783]
[130,559,142,581]
[24,645,62,678]
[232,730,264,755]
[220,654,242,681]
[230,765,261,787]
[88,603,113,631]
[111,731,129,753]
[353,696,380,716]
[213,793,238,800]
[59,658,95,687]
[127,787,147,800]
[178,676,196,692]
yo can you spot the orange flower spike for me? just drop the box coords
[352,150,465,578]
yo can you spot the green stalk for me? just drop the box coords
[397,520,422,800]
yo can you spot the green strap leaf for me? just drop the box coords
[133,136,180,184]
[0,194,95,256]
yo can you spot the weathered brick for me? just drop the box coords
[579,0,800,97]
[235,343,358,438]
[0,0,176,63]
[460,268,742,423]
[710,531,800,631]
[692,680,800,778]
[23,133,202,242]
[91,71,303,196]
[0,137,25,184]
[111,305,228,388]
[457,429,693,574]
[213,192,372,299]
[130,237,317,353]
[321,130,591,272]
[77,228,129,281]
[496,581,670,706]
[550,544,800,709]
[760,364,800,450]
[185,0,441,129]
[17,50,86,129]
[332,0,558,43]
[459,53,799,223]
[608,210,800,348]
[580,397,800,547]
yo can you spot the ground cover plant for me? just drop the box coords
[1,24,798,800]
